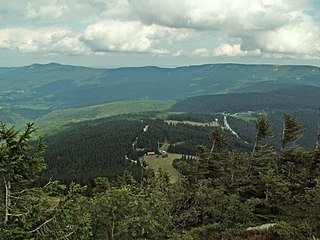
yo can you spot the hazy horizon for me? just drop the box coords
[1,0,319,68]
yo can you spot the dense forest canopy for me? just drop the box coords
[1,110,320,239]
[0,62,320,239]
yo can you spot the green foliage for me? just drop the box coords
[299,179,320,235]
[222,222,305,240]
[170,86,320,114]
[253,115,273,152]
[42,116,145,183]
[2,64,319,123]
[210,126,228,153]
[0,123,91,239]
[2,111,320,239]
[0,122,46,183]
[281,114,305,151]
[91,173,172,240]
[36,100,175,135]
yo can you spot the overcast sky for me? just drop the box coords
[0,0,319,68]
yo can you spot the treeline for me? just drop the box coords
[42,116,146,183]
[169,86,320,113]
[167,114,320,239]
[41,109,317,185]
[42,112,258,185]
[1,113,320,239]
[137,119,212,155]
[167,112,223,123]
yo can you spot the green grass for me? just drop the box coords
[15,104,50,110]
[36,100,176,135]
[165,120,218,127]
[230,111,260,122]
[142,153,182,183]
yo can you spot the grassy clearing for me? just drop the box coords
[231,111,259,122]
[36,100,176,135]
[15,104,50,110]
[142,153,182,183]
[165,120,218,127]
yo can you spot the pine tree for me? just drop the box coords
[0,122,46,225]
[0,122,92,239]
[281,114,304,151]
[210,126,228,153]
[252,115,273,154]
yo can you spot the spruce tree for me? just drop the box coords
[252,115,273,154]
[0,122,92,239]
[0,122,46,225]
[281,114,304,151]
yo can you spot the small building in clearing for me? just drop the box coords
[147,152,156,156]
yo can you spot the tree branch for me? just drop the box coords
[28,217,55,233]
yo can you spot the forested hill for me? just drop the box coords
[1,63,319,93]
[1,63,319,120]
[170,85,320,113]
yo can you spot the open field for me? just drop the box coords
[165,120,218,127]
[35,100,176,135]
[141,153,182,183]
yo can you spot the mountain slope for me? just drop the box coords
[169,86,320,113]
[1,63,319,129]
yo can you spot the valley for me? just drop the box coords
[1,63,319,183]
[1,63,320,239]
[1,63,319,127]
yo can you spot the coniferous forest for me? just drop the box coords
[1,112,320,239]
[1,0,320,238]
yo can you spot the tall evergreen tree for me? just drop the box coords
[0,122,91,239]
[252,115,273,154]
[210,126,228,153]
[281,114,304,151]
[0,122,46,225]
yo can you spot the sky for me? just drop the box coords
[0,0,320,68]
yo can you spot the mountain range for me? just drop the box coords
[0,62,319,128]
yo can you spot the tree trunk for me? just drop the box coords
[3,174,11,224]
[252,133,258,155]
[210,139,215,153]
[281,120,286,152]
[317,108,320,149]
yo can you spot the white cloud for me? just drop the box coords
[213,44,261,57]
[128,0,319,59]
[244,12,320,59]
[82,20,188,54]
[191,48,210,57]
[25,2,64,20]
[128,0,310,31]
[0,0,319,60]
[0,27,88,55]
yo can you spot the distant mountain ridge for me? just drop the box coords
[0,62,319,126]
[169,85,320,113]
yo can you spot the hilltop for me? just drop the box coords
[1,63,319,127]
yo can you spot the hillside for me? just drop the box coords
[169,86,320,149]
[169,85,320,113]
[35,100,176,134]
[1,63,319,127]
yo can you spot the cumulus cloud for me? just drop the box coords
[243,12,320,59]
[82,20,189,54]
[191,48,210,57]
[0,27,88,55]
[128,0,309,31]
[0,0,319,60]
[25,2,65,20]
[213,44,261,57]
[128,0,319,58]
